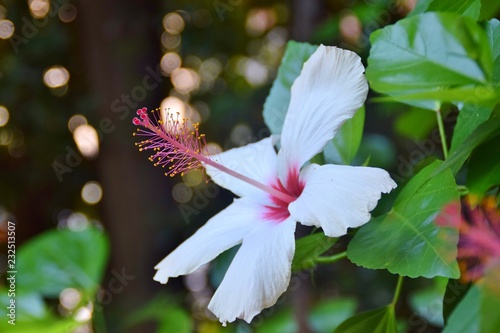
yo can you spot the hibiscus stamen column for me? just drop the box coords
[132,107,296,204]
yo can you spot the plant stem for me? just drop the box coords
[94,306,108,333]
[391,275,404,307]
[436,109,449,159]
[314,251,347,264]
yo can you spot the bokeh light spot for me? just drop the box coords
[161,31,181,49]
[160,96,186,125]
[160,52,182,76]
[171,68,200,94]
[163,12,185,34]
[0,19,14,39]
[43,66,70,88]
[0,106,9,127]
[199,58,222,83]
[230,124,252,146]
[243,58,268,86]
[246,8,276,36]
[340,12,362,42]
[8,138,25,158]
[67,212,89,231]
[68,114,88,133]
[28,0,50,19]
[183,169,203,187]
[81,181,103,205]
[74,304,93,323]
[0,127,14,146]
[172,183,193,203]
[204,142,222,156]
[59,4,77,23]
[73,124,99,159]
[60,288,82,310]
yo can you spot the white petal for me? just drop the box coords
[153,197,263,284]
[289,164,396,237]
[278,45,368,181]
[205,137,277,204]
[208,217,296,325]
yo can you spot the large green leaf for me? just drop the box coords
[16,227,109,297]
[411,0,481,20]
[433,118,500,176]
[292,232,337,272]
[334,306,397,333]
[348,161,460,278]
[366,12,493,110]
[263,41,317,134]
[323,107,365,165]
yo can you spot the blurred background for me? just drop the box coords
[0,0,465,332]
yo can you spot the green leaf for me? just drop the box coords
[450,103,493,157]
[467,135,500,196]
[17,227,109,297]
[408,277,448,327]
[369,86,497,105]
[480,1,500,20]
[292,233,337,272]
[323,107,365,165]
[0,317,79,333]
[411,0,481,20]
[308,298,357,333]
[157,307,192,333]
[395,108,437,140]
[124,294,193,333]
[444,265,500,333]
[348,160,460,278]
[355,134,396,169]
[443,285,480,333]
[255,308,297,333]
[479,264,500,333]
[366,12,493,110]
[433,118,500,176]
[485,19,500,84]
[334,306,397,333]
[442,279,470,324]
[263,41,317,134]
[0,289,49,321]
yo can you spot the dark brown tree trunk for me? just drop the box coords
[78,2,163,332]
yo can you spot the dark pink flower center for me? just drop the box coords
[262,167,304,223]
